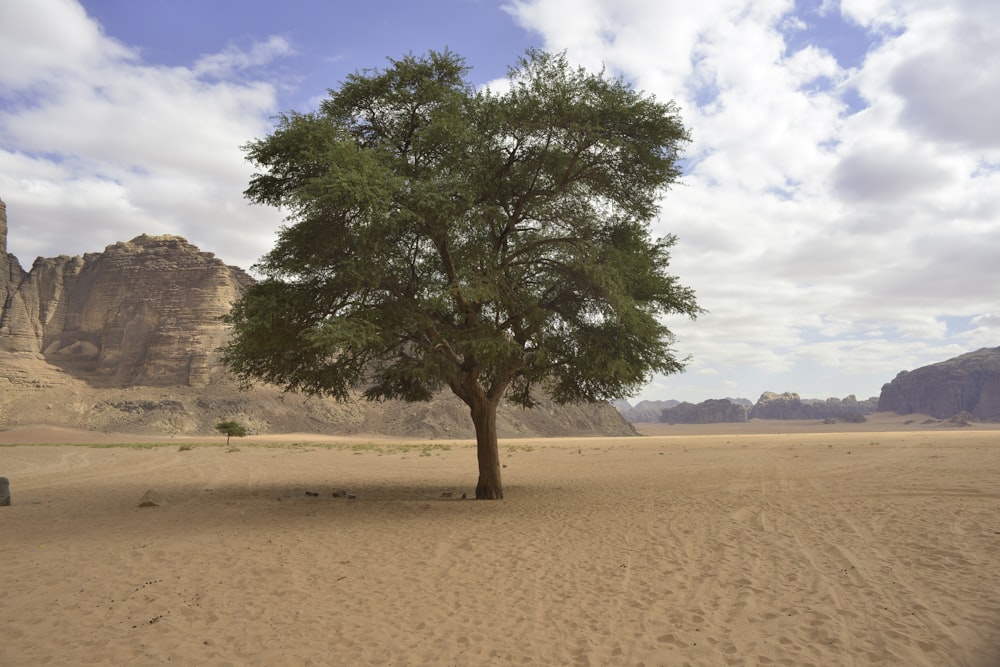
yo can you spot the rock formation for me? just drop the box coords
[749,392,807,420]
[878,347,1000,420]
[0,198,634,438]
[749,392,876,420]
[0,197,9,296]
[1,232,252,387]
[661,399,747,424]
[613,399,679,423]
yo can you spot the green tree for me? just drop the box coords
[221,49,700,499]
[215,420,248,444]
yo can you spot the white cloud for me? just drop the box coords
[832,142,955,201]
[0,0,287,270]
[194,35,295,79]
[0,0,136,89]
[508,0,1000,402]
[1,0,996,404]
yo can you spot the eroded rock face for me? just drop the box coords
[0,233,252,387]
[750,392,807,419]
[0,198,23,324]
[0,198,9,295]
[878,347,1000,420]
[613,399,679,423]
[661,399,747,424]
[749,392,876,420]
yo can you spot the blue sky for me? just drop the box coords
[82,0,536,108]
[1,0,998,405]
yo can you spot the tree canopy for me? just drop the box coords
[222,49,700,498]
[215,420,248,444]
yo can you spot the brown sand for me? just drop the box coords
[1,417,998,666]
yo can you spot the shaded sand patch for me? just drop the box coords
[2,429,999,665]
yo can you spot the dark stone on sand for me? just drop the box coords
[0,476,10,506]
[137,489,162,507]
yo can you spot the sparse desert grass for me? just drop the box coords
[84,442,168,450]
[0,439,461,455]
[3,441,206,450]
[248,441,457,456]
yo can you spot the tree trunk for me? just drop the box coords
[470,395,503,499]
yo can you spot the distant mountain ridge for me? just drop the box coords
[612,399,679,423]
[661,399,748,424]
[616,394,878,423]
[749,392,878,420]
[617,346,1000,424]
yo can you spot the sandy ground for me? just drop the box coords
[1,416,998,666]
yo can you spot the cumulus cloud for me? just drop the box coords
[507,0,1000,401]
[0,0,136,89]
[0,0,286,268]
[832,143,954,200]
[1,0,996,404]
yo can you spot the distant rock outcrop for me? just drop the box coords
[0,198,634,438]
[661,399,747,424]
[613,399,679,423]
[749,392,877,420]
[750,392,807,419]
[878,347,1000,420]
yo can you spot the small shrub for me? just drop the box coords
[215,420,249,444]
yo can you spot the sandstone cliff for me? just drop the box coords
[0,198,634,438]
[877,347,1000,420]
[1,232,252,387]
[661,399,748,424]
[749,392,877,420]
[0,198,10,300]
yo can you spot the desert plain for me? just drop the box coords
[1,414,998,666]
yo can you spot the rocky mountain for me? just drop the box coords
[0,198,634,438]
[749,392,877,420]
[878,347,1000,420]
[617,393,874,423]
[612,399,679,423]
[1,233,252,387]
[661,399,748,424]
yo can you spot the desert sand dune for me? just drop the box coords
[1,422,998,665]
